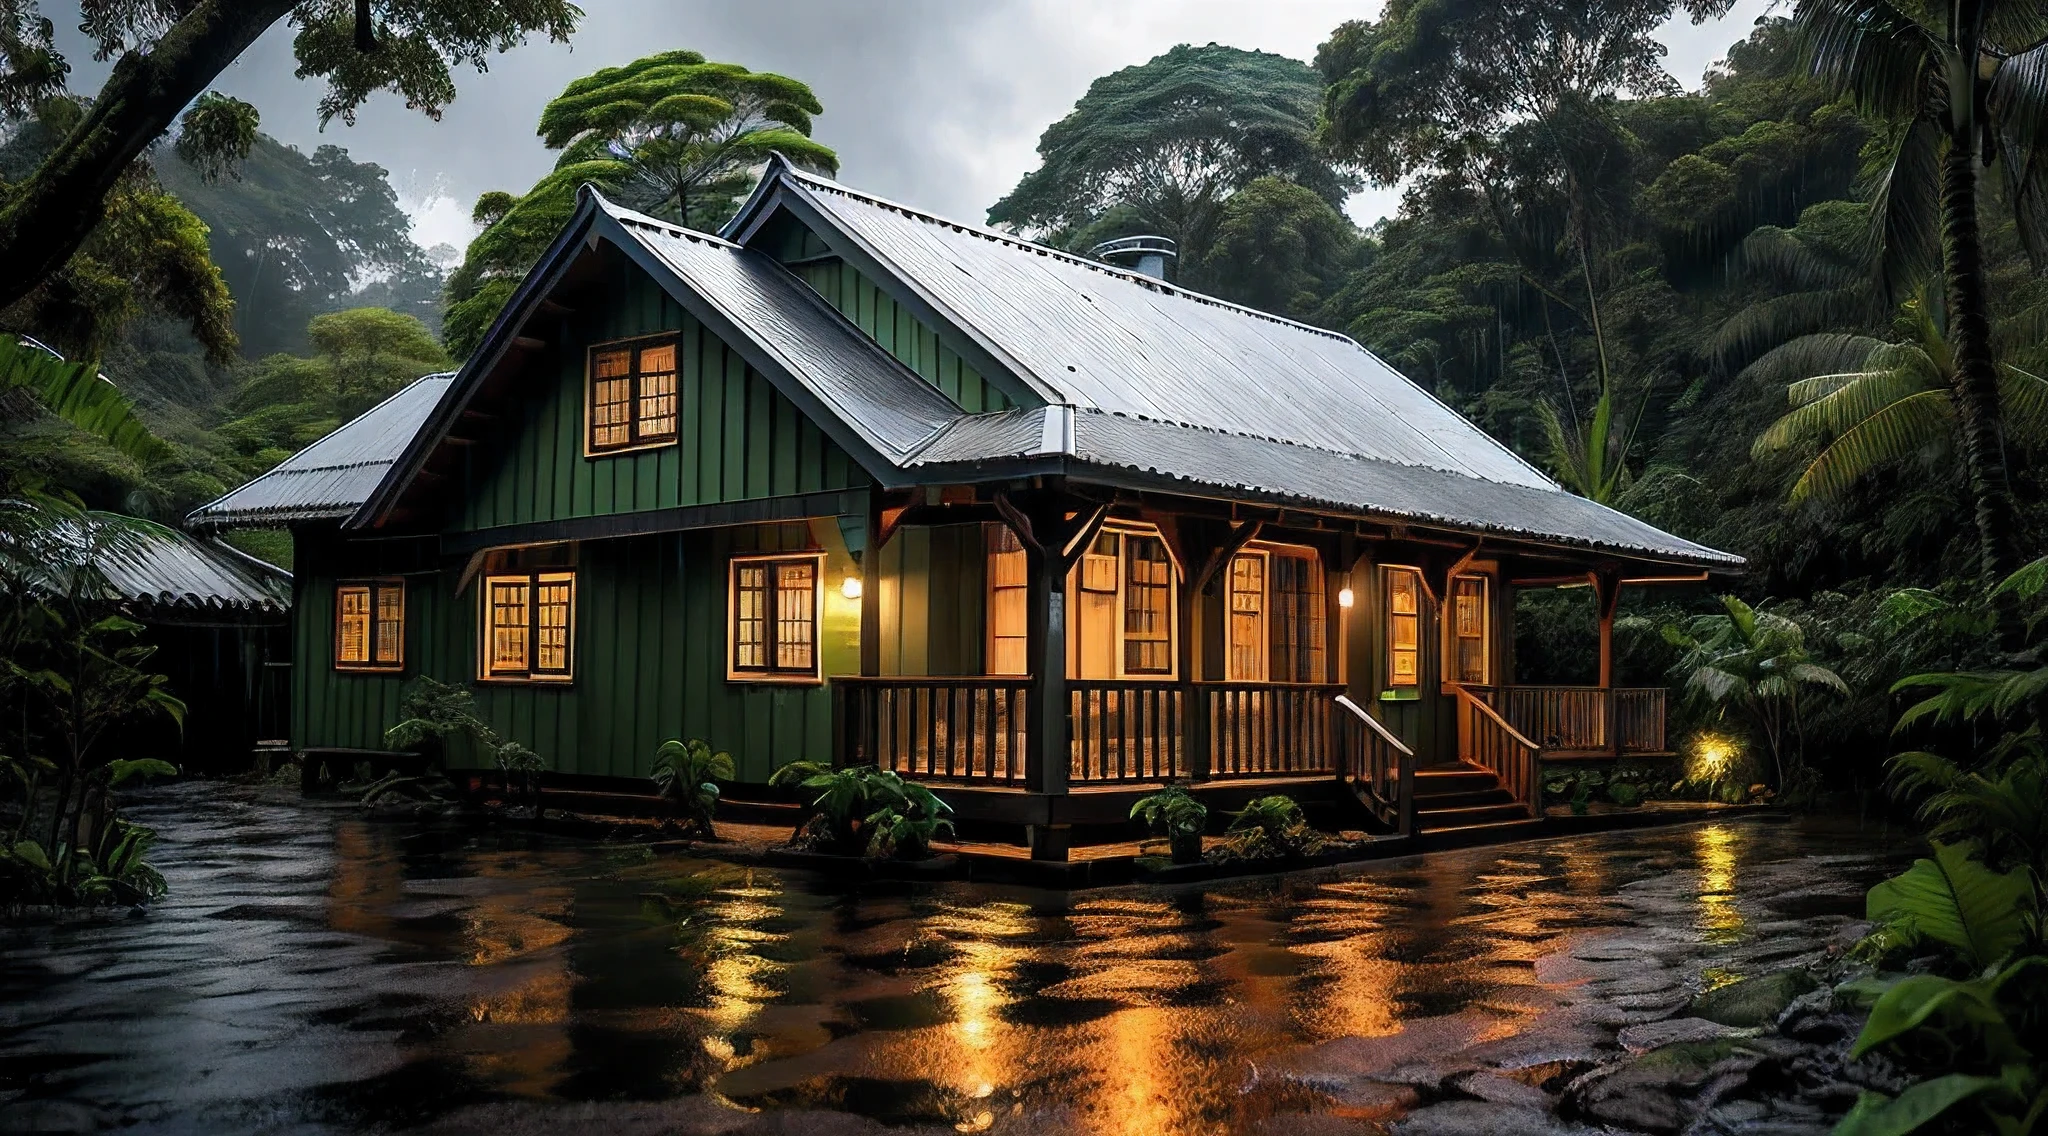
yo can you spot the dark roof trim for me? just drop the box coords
[353,189,929,531]
[724,157,1059,408]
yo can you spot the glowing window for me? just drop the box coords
[1452,574,1490,685]
[730,555,820,680]
[481,572,575,680]
[588,338,681,453]
[985,524,1028,674]
[1385,568,1421,688]
[335,581,404,671]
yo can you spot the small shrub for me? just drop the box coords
[651,738,735,838]
[791,765,953,859]
[1209,795,1328,862]
[384,677,542,802]
[1131,785,1207,864]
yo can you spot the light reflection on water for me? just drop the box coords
[0,785,1901,1134]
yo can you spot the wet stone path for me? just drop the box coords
[0,783,1910,1135]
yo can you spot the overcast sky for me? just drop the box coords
[65,0,1776,252]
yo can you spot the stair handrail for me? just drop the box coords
[1450,682,1543,813]
[1334,694,1416,836]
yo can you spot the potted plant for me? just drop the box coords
[1130,785,1208,864]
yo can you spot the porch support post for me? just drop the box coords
[1593,569,1622,756]
[859,489,885,679]
[997,489,1097,861]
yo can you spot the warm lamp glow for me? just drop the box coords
[1688,732,1741,782]
[1337,587,1355,608]
[841,575,863,599]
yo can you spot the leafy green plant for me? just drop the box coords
[383,677,542,803]
[1131,784,1208,864]
[1834,956,2046,1136]
[1545,768,1607,814]
[1863,842,2040,973]
[1210,795,1328,862]
[651,738,734,838]
[789,765,954,860]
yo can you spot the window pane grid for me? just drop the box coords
[636,343,678,440]
[1387,569,1420,687]
[1270,553,1326,683]
[1228,553,1265,681]
[590,349,634,450]
[986,525,1027,675]
[489,579,531,675]
[373,585,403,665]
[731,556,819,678]
[1122,535,1172,675]
[337,586,371,665]
[1453,575,1488,685]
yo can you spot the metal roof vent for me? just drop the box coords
[1089,235,1177,281]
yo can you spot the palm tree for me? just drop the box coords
[1750,292,2048,502]
[1790,0,2048,583]
[1663,596,1850,792]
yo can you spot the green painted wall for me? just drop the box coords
[454,252,866,534]
[793,260,1015,414]
[874,523,986,675]
[293,520,863,783]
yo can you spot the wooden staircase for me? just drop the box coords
[1412,761,1543,846]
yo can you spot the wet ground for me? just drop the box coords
[0,783,1911,1135]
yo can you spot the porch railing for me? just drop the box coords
[1452,683,1542,811]
[1069,680,1185,783]
[1201,682,1346,778]
[831,676,1358,787]
[1489,685,1671,755]
[832,676,1030,785]
[1334,694,1414,830]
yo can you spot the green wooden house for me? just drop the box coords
[189,157,1741,858]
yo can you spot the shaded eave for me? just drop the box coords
[352,188,935,532]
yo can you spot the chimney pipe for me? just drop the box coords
[1088,235,1178,281]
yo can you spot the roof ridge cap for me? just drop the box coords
[780,167,1365,345]
[594,192,743,249]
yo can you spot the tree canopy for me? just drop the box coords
[442,49,836,358]
[988,43,1358,292]
[0,0,580,317]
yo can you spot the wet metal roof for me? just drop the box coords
[754,166,1556,492]
[909,408,1739,567]
[600,200,958,460]
[185,374,455,530]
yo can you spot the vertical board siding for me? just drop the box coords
[292,521,863,783]
[793,258,1017,414]
[872,523,985,677]
[454,256,866,534]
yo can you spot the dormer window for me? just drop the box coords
[586,336,679,454]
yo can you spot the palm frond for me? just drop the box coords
[1711,291,1872,374]
[1790,388,1951,501]
[0,337,170,465]
[1998,366,2048,440]
[1737,332,1891,390]
[1991,37,2048,267]
[1865,116,1945,303]
[1792,0,1938,121]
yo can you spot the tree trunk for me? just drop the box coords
[0,0,296,313]
[1939,117,2021,585]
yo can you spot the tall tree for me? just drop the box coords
[987,43,1358,291]
[443,50,836,358]
[1317,0,1735,497]
[1789,0,2048,584]
[156,136,439,357]
[0,0,580,315]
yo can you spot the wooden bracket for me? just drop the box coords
[1192,520,1263,596]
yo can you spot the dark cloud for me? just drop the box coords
[45,1,1772,249]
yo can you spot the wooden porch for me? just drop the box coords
[830,675,1669,853]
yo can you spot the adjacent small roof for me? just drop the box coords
[96,526,291,619]
[186,374,455,530]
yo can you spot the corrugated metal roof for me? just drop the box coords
[98,528,291,617]
[756,166,1557,492]
[913,408,1735,566]
[186,373,455,530]
[600,200,958,458]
